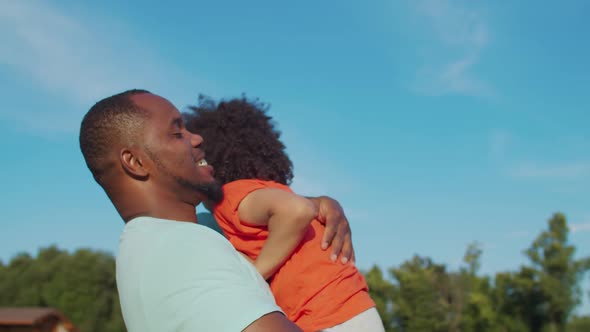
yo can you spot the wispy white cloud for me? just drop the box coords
[570,222,590,234]
[486,130,589,180]
[0,1,209,133]
[0,2,116,105]
[509,162,590,178]
[408,0,493,97]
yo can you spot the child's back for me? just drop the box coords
[185,96,384,331]
[214,179,375,332]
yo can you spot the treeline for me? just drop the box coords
[0,246,123,332]
[0,213,588,332]
[367,213,590,332]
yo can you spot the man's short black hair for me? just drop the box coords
[79,89,151,183]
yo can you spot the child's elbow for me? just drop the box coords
[292,197,318,227]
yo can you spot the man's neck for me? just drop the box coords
[123,197,198,223]
[110,185,199,224]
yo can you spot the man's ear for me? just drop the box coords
[120,148,150,179]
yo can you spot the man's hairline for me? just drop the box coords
[95,93,153,186]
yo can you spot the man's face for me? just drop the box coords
[131,93,223,203]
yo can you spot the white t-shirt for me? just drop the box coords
[116,216,281,332]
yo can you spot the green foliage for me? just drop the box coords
[389,256,460,332]
[567,315,590,332]
[492,268,545,331]
[523,213,590,331]
[2,212,588,332]
[0,246,125,332]
[459,244,497,332]
[366,265,396,331]
[364,213,590,332]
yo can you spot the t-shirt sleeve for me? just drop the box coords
[139,225,282,332]
[214,179,273,233]
[219,179,271,215]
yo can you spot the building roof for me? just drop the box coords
[0,307,75,330]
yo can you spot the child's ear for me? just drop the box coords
[120,148,150,178]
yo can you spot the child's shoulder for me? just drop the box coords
[216,179,294,215]
[224,179,291,192]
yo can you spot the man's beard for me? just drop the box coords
[173,176,224,204]
[145,147,224,204]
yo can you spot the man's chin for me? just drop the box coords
[175,177,224,204]
[198,181,224,204]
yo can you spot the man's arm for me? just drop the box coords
[243,312,303,332]
[239,188,318,279]
[307,196,354,264]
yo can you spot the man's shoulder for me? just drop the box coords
[118,216,236,271]
[117,217,282,331]
[122,216,224,241]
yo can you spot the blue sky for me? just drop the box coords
[1,0,589,313]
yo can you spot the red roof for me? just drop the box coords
[0,307,77,331]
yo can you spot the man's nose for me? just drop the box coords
[190,133,204,147]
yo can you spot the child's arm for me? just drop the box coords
[238,188,318,280]
[238,251,255,264]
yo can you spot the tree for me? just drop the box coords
[489,213,590,332]
[458,243,499,332]
[0,246,125,332]
[3,211,588,332]
[567,315,590,332]
[366,265,396,331]
[463,242,483,276]
[492,268,543,332]
[524,213,590,331]
[388,256,460,332]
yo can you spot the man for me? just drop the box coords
[79,89,354,331]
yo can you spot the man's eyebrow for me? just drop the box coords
[170,117,184,128]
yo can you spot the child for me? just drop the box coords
[185,97,384,332]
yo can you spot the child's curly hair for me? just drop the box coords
[184,95,293,186]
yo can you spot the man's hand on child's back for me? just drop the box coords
[308,196,355,264]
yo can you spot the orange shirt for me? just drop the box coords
[213,179,375,332]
